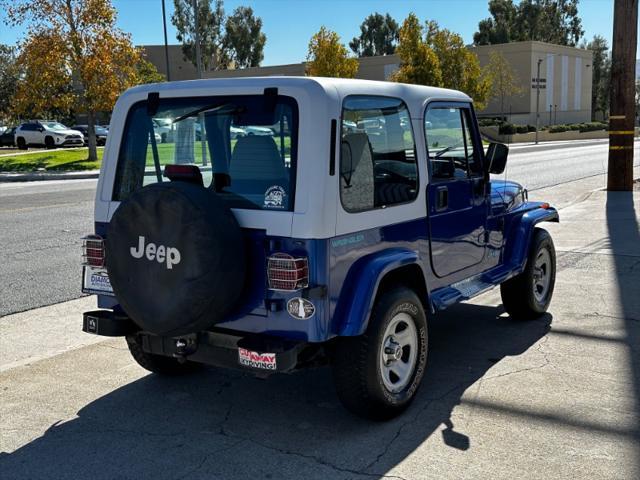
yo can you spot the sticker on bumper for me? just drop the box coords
[286,297,315,320]
[238,348,277,370]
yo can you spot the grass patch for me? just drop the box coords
[0,148,104,172]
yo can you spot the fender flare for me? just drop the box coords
[332,248,425,337]
[504,205,559,274]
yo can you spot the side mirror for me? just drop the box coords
[486,142,508,174]
[38,127,45,132]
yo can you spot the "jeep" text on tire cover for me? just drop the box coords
[130,235,181,269]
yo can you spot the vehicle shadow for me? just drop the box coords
[0,303,551,480]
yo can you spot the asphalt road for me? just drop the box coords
[0,138,639,317]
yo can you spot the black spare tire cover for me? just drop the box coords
[106,182,245,336]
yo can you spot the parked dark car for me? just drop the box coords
[0,127,16,147]
[72,125,108,146]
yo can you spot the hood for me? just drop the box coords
[491,180,525,215]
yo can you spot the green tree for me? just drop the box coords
[486,51,523,119]
[390,13,442,86]
[0,45,20,122]
[474,0,584,46]
[4,0,142,162]
[306,27,358,78]
[349,13,399,57]
[136,56,166,84]
[392,14,491,109]
[224,6,266,68]
[473,0,517,45]
[172,0,228,71]
[582,35,610,121]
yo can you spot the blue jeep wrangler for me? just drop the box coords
[82,77,558,419]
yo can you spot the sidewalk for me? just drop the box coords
[0,178,639,479]
[0,169,100,182]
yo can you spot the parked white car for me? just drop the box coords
[15,121,84,150]
[244,126,273,136]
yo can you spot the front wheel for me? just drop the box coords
[331,287,428,420]
[126,335,202,376]
[501,227,556,320]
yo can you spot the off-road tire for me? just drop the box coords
[17,137,27,150]
[501,227,556,320]
[331,287,428,420]
[45,136,55,149]
[126,335,202,376]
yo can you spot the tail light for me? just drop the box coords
[82,235,105,267]
[267,253,309,291]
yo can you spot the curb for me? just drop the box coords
[0,170,100,182]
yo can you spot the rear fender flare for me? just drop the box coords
[332,248,424,337]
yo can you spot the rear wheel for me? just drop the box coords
[331,287,428,420]
[17,137,27,150]
[126,335,202,375]
[501,228,556,320]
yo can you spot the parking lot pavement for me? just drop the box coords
[1,189,639,480]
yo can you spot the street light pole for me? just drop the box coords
[193,0,203,79]
[161,0,171,81]
[535,58,542,144]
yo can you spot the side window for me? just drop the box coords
[425,106,481,181]
[22,124,35,131]
[340,96,418,213]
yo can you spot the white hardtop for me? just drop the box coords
[96,76,474,239]
[118,76,471,117]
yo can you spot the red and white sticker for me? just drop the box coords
[238,348,277,370]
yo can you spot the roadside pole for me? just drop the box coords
[192,0,208,166]
[193,0,203,80]
[535,58,542,144]
[162,0,171,81]
[607,0,638,191]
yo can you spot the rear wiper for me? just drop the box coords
[173,103,242,123]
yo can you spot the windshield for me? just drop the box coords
[113,95,298,211]
[42,122,68,131]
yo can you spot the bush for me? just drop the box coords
[549,125,569,133]
[478,118,503,127]
[568,123,582,131]
[527,125,537,132]
[516,125,529,134]
[498,123,517,135]
[579,121,608,132]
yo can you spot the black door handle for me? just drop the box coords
[436,186,448,211]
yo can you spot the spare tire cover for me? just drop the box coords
[106,182,245,336]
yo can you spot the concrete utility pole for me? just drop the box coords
[161,0,171,81]
[535,58,542,144]
[193,0,203,79]
[607,0,638,191]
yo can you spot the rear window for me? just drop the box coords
[112,95,298,211]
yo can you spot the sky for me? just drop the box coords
[0,0,634,65]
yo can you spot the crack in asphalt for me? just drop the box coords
[361,382,468,475]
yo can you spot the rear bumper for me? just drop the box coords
[83,309,307,374]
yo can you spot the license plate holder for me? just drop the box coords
[82,266,114,296]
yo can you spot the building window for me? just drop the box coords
[340,96,418,213]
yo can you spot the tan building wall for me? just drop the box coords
[140,45,199,82]
[472,41,593,125]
